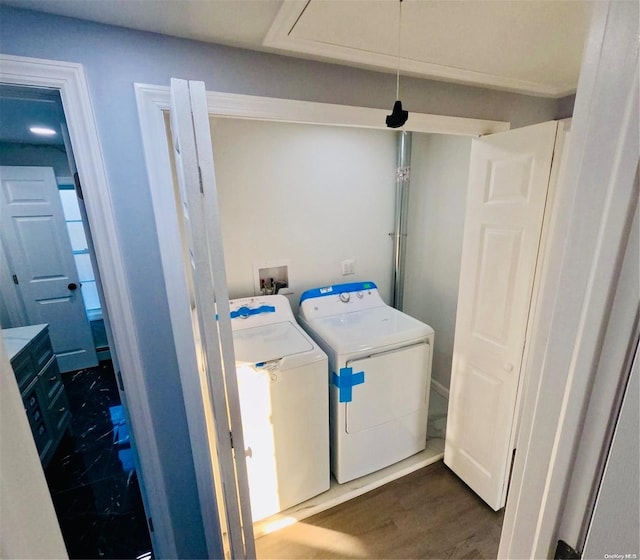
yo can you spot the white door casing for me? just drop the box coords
[1,52,183,559]
[501,2,639,554]
[445,121,557,510]
[0,165,98,372]
[169,78,255,559]
[134,84,508,557]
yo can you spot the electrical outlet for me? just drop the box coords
[341,259,355,275]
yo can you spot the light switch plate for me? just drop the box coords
[341,259,355,275]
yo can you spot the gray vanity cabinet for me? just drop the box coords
[4,324,71,467]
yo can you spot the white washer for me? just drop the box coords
[298,281,434,484]
[230,294,329,521]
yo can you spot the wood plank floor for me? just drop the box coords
[256,461,504,559]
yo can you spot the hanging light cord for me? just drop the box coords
[386,0,408,128]
[395,0,403,100]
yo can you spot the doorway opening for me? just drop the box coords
[0,84,153,559]
[138,83,570,558]
[162,109,504,550]
[136,85,508,556]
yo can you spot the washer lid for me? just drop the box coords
[232,321,313,365]
[304,306,432,354]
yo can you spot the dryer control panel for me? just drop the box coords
[299,281,385,320]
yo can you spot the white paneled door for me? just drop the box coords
[0,165,98,372]
[169,79,255,559]
[445,121,557,510]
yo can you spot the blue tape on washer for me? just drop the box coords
[230,305,275,319]
[331,366,365,403]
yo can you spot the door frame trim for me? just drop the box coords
[135,83,511,557]
[498,2,639,557]
[0,53,177,558]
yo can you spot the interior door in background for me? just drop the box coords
[0,165,98,372]
[444,121,558,511]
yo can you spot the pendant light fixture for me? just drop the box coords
[386,0,408,128]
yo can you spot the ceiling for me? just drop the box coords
[2,0,592,98]
[0,85,67,146]
[0,0,591,146]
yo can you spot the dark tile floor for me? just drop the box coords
[44,360,153,559]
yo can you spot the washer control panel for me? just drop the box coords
[229,294,294,329]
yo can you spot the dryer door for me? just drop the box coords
[345,342,429,434]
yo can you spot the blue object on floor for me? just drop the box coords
[109,405,134,474]
[117,447,135,475]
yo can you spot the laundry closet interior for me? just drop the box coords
[157,94,568,542]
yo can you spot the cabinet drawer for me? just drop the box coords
[30,330,55,372]
[22,381,53,460]
[12,350,36,391]
[39,357,63,402]
[47,385,71,435]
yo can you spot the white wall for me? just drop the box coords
[403,133,473,390]
[210,117,397,311]
[212,121,473,384]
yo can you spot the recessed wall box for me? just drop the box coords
[254,260,290,296]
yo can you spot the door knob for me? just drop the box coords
[505,363,514,373]
[67,283,78,291]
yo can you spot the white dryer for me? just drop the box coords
[298,281,434,484]
[230,295,329,521]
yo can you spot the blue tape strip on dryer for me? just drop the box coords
[331,366,365,403]
[299,281,377,304]
[230,305,275,319]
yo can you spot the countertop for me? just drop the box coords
[2,324,48,362]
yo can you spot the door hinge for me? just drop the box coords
[116,370,124,392]
[198,166,204,194]
[229,430,234,448]
[12,274,18,285]
[73,171,84,200]
[504,448,517,501]
[554,540,581,559]
[148,517,154,532]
